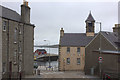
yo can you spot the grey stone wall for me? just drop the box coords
[23,24,34,75]
[0,17,2,79]
[2,18,9,78]
[1,18,34,78]
[85,33,117,76]
[1,3,34,78]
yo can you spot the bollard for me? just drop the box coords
[34,69,36,74]
[52,67,53,71]
[37,69,40,75]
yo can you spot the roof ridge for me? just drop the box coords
[101,31,115,33]
[1,5,21,22]
[0,5,19,15]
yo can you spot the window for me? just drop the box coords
[2,62,6,73]
[18,41,21,53]
[19,60,22,72]
[67,47,70,53]
[19,55,22,61]
[77,58,80,64]
[13,50,17,64]
[3,21,6,31]
[19,25,22,35]
[77,47,80,53]
[14,28,17,43]
[67,58,70,64]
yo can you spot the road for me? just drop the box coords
[25,70,100,79]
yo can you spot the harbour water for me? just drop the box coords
[34,47,58,68]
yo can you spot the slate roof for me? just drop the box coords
[101,31,118,48]
[60,33,97,47]
[0,5,21,22]
[60,31,119,47]
[85,12,95,22]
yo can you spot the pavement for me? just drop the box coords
[41,71,100,78]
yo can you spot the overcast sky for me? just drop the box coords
[1,0,119,45]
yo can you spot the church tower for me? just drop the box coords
[85,11,95,36]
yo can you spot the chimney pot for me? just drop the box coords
[60,28,64,37]
[23,0,28,6]
[113,24,120,32]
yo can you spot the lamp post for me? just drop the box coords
[96,22,102,78]
[44,40,50,70]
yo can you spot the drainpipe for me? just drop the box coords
[7,20,10,78]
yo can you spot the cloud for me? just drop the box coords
[2,2,118,45]
[1,0,119,2]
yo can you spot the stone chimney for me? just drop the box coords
[60,28,64,37]
[21,0,30,24]
[113,24,120,32]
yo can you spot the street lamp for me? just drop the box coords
[44,40,51,70]
[96,22,102,78]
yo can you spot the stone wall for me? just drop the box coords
[59,46,85,71]
[23,24,34,75]
[0,17,2,80]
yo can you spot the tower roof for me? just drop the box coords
[85,11,95,22]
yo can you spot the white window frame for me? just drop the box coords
[13,50,17,65]
[67,47,70,53]
[67,58,70,64]
[77,47,80,54]
[19,25,22,35]
[2,62,6,74]
[77,58,80,65]
[18,41,21,53]
[3,21,7,31]
[14,28,17,44]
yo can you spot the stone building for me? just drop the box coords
[0,1,35,79]
[59,12,97,71]
[85,24,120,78]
